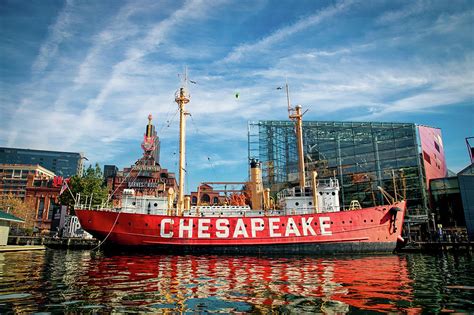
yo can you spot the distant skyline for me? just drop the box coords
[1,0,473,192]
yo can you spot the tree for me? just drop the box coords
[0,194,36,231]
[59,163,109,213]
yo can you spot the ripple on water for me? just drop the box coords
[186,297,253,313]
[0,251,473,313]
[0,293,32,300]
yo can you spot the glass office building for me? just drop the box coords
[248,121,445,219]
[0,147,84,177]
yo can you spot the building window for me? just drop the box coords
[48,200,56,220]
[434,141,440,152]
[213,197,219,205]
[201,194,210,204]
[423,151,431,164]
[37,197,45,219]
[192,196,197,204]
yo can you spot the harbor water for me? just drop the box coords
[0,250,473,313]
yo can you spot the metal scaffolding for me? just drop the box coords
[248,120,430,217]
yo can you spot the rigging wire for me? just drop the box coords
[90,154,153,251]
[189,114,218,178]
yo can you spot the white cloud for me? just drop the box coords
[220,0,354,63]
[31,0,75,74]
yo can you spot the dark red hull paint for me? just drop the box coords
[75,201,405,253]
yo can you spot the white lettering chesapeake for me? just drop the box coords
[269,218,281,237]
[319,216,332,236]
[233,219,249,238]
[302,217,316,236]
[216,219,229,238]
[198,219,211,238]
[251,218,265,237]
[179,219,193,238]
[285,217,301,237]
[160,218,173,238]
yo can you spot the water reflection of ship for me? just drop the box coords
[85,254,414,313]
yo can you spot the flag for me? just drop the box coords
[59,179,68,196]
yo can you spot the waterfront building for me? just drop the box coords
[248,121,447,226]
[429,163,474,240]
[0,164,56,199]
[0,147,85,177]
[0,211,24,245]
[190,184,227,206]
[103,165,118,180]
[0,164,62,233]
[107,115,177,205]
[458,163,474,240]
[25,174,62,233]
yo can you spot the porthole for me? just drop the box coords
[158,224,161,227]
[145,223,148,227]
[295,202,299,206]
[331,221,333,225]
[132,202,136,205]
[364,220,366,223]
[154,203,158,207]
[128,222,132,226]
[282,223,285,227]
[371,219,373,222]
[342,221,345,224]
[349,221,352,223]
[332,192,335,196]
[319,192,323,195]
[309,202,312,205]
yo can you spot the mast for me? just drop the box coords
[175,69,190,215]
[287,83,306,189]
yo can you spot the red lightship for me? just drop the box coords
[75,76,406,254]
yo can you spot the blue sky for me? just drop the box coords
[1,0,473,192]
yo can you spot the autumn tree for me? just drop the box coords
[59,163,109,213]
[0,194,36,231]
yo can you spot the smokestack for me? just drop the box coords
[250,159,263,210]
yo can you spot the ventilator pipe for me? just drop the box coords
[184,196,190,212]
[312,171,319,214]
[264,188,271,210]
[167,187,175,216]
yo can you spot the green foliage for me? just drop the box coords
[59,163,108,212]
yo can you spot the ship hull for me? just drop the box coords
[75,201,406,254]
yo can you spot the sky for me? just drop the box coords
[1,0,473,193]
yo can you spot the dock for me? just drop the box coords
[398,241,473,253]
[0,245,46,252]
[8,236,100,250]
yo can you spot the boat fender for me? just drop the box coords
[389,207,401,232]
